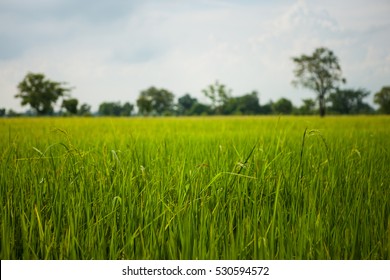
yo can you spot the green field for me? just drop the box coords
[0,116,389,259]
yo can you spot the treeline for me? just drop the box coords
[134,83,386,116]
[3,46,390,117]
[2,76,389,117]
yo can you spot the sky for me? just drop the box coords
[1,0,389,112]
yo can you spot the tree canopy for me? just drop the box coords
[298,98,316,115]
[272,97,293,115]
[78,103,92,116]
[98,102,134,116]
[136,87,174,116]
[202,80,231,115]
[374,86,390,114]
[292,47,346,117]
[62,98,79,115]
[328,88,373,114]
[177,94,198,115]
[223,91,262,115]
[15,72,72,115]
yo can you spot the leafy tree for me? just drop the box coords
[237,91,262,115]
[136,95,152,115]
[0,108,5,117]
[272,97,293,114]
[121,102,134,116]
[292,47,346,117]
[15,72,71,115]
[259,101,273,115]
[98,102,133,116]
[178,94,198,115]
[79,103,92,116]
[188,102,211,116]
[98,102,122,116]
[136,87,174,116]
[328,88,373,114]
[374,86,390,114]
[298,98,316,115]
[62,98,79,115]
[202,80,231,114]
[223,91,262,115]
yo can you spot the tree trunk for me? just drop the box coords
[319,95,326,117]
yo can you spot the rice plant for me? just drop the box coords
[0,116,389,259]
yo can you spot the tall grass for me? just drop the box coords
[0,116,389,259]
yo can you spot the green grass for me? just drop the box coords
[0,116,389,259]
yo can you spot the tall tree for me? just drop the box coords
[15,72,71,115]
[374,86,390,114]
[202,80,231,115]
[292,47,346,117]
[136,87,174,116]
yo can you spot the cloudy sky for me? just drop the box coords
[1,0,389,112]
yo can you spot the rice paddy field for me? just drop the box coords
[0,116,389,260]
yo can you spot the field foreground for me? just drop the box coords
[0,116,389,259]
